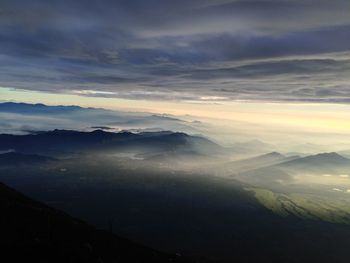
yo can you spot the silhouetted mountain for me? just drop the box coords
[232,152,285,170]
[0,102,200,136]
[214,152,299,175]
[0,181,190,263]
[277,152,350,172]
[0,129,224,157]
[240,152,286,165]
[236,152,350,188]
[0,152,55,166]
[0,102,83,114]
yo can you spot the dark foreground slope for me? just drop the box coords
[4,158,350,263]
[0,182,190,263]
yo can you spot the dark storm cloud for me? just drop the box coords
[1,0,350,102]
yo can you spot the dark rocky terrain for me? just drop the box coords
[0,181,191,263]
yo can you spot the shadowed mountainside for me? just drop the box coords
[0,181,191,263]
[276,152,350,172]
[0,129,224,157]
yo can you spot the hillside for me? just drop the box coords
[278,152,350,169]
[0,181,190,263]
[211,152,299,176]
[0,129,224,157]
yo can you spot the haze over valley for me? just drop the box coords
[1,103,350,262]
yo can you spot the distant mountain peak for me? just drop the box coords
[91,129,110,134]
[0,101,82,109]
[50,129,82,134]
[315,151,343,156]
[0,102,83,114]
[277,151,350,168]
[263,152,285,158]
[305,152,348,161]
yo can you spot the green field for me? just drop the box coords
[247,188,350,224]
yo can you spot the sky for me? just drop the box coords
[1,0,350,102]
[1,0,350,145]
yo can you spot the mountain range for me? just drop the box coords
[0,102,83,114]
[0,102,199,136]
[204,150,350,190]
[214,152,299,175]
[277,152,350,171]
[0,129,224,158]
[222,151,350,175]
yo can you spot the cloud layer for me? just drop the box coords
[1,0,350,102]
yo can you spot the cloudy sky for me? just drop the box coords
[2,0,350,145]
[1,0,350,103]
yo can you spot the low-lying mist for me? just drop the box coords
[2,103,350,261]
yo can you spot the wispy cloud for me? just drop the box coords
[1,0,350,102]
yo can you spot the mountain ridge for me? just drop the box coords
[0,129,224,157]
[277,152,350,168]
[0,102,85,114]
